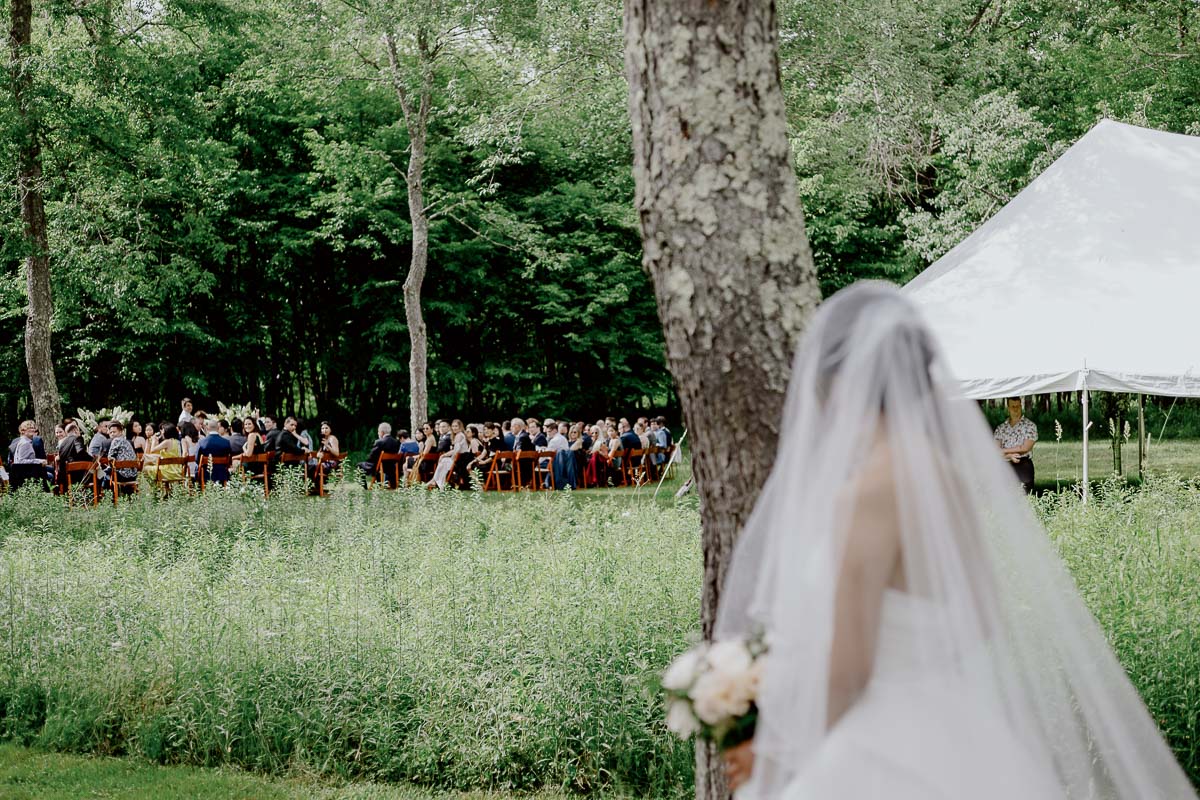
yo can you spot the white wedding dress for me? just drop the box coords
[781,589,1064,800]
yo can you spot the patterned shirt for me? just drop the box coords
[107,437,139,481]
[994,416,1038,450]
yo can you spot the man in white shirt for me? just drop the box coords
[178,397,195,426]
[547,424,569,453]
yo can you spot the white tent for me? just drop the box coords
[904,119,1200,497]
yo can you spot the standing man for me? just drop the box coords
[178,398,195,427]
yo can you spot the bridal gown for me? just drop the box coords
[782,589,1066,800]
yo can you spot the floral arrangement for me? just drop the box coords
[75,406,134,439]
[216,402,255,424]
[662,634,767,751]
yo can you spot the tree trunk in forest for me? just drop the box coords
[386,32,432,434]
[624,2,820,798]
[9,0,62,438]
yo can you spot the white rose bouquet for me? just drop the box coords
[662,633,766,751]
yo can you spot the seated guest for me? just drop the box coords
[547,423,569,453]
[217,419,232,440]
[502,419,515,450]
[635,421,651,450]
[318,421,340,455]
[146,423,186,484]
[652,416,672,465]
[87,419,112,459]
[428,419,467,489]
[618,420,641,454]
[470,423,497,477]
[527,418,548,449]
[358,422,400,486]
[9,420,49,491]
[55,422,90,491]
[261,416,281,451]
[196,419,233,485]
[130,421,148,455]
[435,419,452,453]
[276,416,308,457]
[179,421,201,480]
[509,417,535,485]
[397,429,421,472]
[228,419,247,454]
[240,418,267,475]
[487,423,507,453]
[106,421,139,489]
[460,424,485,485]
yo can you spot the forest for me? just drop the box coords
[4,0,1199,440]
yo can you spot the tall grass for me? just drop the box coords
[0,476,1197,792]
[0,484,699,795]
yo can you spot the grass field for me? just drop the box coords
[0,742,580,799]
[0,464,1198,795]
[1027,438,1200,491]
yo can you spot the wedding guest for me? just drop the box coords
[179,421,201,480]
[130,420,148,455]
[635,421,651,450]
[143,422,156,449]
[471,423,499,476]
[196,419,233,485]
[55,422,89,491]
[428,419,467,489]
[217,419,232,440]
[228,419,247,454]
[9,420,48,491]
[547,423,569,453]
[528,418,548,449]
[53,424,66,448]
[358,422,400,486]
[276,416,308,457]
[318,421,340,454]
[261,416,281,451]
[241,418,267,475]
[493,422,512,451]
[435,419,452,453]
[87,420,112,458]
[995,396,1038,494]
[653,416,672,465]
[502,419,515,450]
[106,421,139,487]
[461,424,486,485]
[146,422,186,484]
[178,398,194,426]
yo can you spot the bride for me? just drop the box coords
[716,283,1196,799]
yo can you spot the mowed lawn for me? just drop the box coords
[0,744,581,800]
[1029,438,1200,490]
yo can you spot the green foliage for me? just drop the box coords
[0,488,699,795]
[2,482,1200,790]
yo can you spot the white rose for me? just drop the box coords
[705,640,753,678]
[663,645,707,691]
[691,668,753,726]
[665,698,701,739]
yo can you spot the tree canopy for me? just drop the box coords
[3,0,1198,440]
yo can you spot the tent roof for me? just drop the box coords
[904,119,1200,399]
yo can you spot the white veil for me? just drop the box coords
[716,282,1196,799]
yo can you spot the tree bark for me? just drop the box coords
[386,32,433,433]
[624,2,820,798]
[9,0,61,438]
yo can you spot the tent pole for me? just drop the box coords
[1081,388,1089,505]
[1138,394,1146,481]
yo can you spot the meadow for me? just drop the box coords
[0,472,1198,795]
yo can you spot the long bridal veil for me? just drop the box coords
[716,282,1196,799]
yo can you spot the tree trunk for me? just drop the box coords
[9,0,61,438]
[387,33,432,434]
[624,2,820,798]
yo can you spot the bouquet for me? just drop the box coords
[662,633,767,751]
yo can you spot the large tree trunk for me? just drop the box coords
[387,32,432,433]
[9,0,61,437]
[624,2,820,798]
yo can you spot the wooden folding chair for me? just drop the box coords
[62,458,101,506]
[148,455,191,496]
[534,451,557,490]
[238,453,273,497]
[374,452,407,489]
[276,452,311,493]
[513,450,542,491]
[316,451,347,497]
[627,448,652,486]
[483,451,515,491]
[110,459,143,505]
[197,455,233,492]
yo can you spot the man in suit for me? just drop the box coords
[527,418,548,449]
[358,422,401,486]
[502,419,515,451]
[510,417,535,486]
[196,419,233,485]
[261,416,282,451]
[275,416,307,457]
[435,419,452,453]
